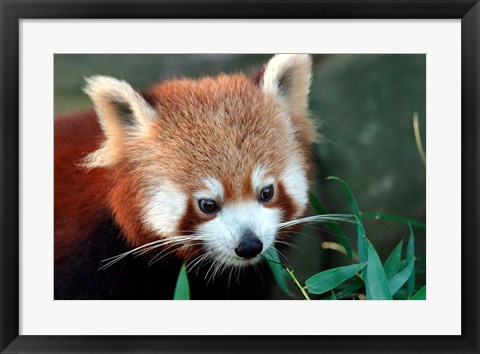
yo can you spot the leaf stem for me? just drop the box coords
[286,267,311,300]
[355,272,365,282]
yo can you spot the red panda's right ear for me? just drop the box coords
[259,54,317,143]
[83,76,155,168]
[260,54,312,118]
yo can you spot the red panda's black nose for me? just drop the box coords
[235,232,263,259]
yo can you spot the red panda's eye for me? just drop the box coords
[198,199,219,214]
[260,185,274,202]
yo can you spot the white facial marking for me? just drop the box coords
[143,180,187,236]
[252,166,274,192]
[281,159,308,218]
[196,202,282,267]
[194,177,224,200]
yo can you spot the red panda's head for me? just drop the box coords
[84,54,316,268]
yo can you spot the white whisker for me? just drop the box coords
[205,253,223,284]
[148,245,183,266]
[274,239,304,253]
[186,251,214,273]
[275,248,288,261]
[277,214,355,230]
[133,237,204,257]
[100,239,165,263]
[99,234,214,270]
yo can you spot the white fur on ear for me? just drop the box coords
[82,76,155,168]
[84,75,155,136]
[261,54,312,116]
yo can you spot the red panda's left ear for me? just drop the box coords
[260,54,312,118]
[82,76,155,168]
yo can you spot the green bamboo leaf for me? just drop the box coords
[325,177,365,264]
[388,227,416,295]
[173,262,190,300]
[336,280,364,299]
[309,192,327,215]
[393,288,409,300]
[360,212,426,229]
[365,240,392,300]
[356,215,368,263]
[326,176,360,217]
[331,291,337,300]
[305,263,367,295]
[406,224,416,296]
[309,193,353,262]
[388,261,414,295]
[410,285,426,300]
[384,240,404,279]
[264,248,295,298]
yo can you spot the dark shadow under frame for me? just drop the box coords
[0,1,478,353]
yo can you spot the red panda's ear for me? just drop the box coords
[82,76,155,168]
[84,76,155,136]
[260,54,312,117]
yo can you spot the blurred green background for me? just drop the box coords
[54,54,426,298]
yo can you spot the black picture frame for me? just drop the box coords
[1,1,479,353]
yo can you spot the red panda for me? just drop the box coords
[54,54,316,299]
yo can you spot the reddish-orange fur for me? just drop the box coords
[55,54,316,300]
[54,112,109,261]
[56,72,312,259]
